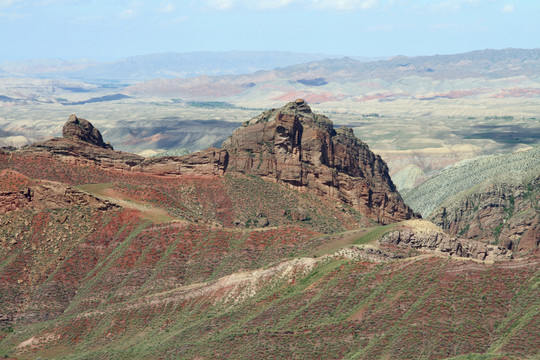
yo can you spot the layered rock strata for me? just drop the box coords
[220,100,416,223]
[380,229,513,261]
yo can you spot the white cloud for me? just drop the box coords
[207,0,235,10]
[427,0,481,14]
[257,0,295,10]
[158,1,176,13]
[0,0,20,7]
[312,0,378,10]
[118,1,143,19]
[119,8,136,18]
[204,0,380,11]
[32,0,89,5]
[502,4,514,13]
[0,11,26,19]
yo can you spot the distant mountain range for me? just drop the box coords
[1,48,538,105]
[0,51,345,81]
[121,48,540,103]
[7,48,536,84]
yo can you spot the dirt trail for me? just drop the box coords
[76,183,180,223]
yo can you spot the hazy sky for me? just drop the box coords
[1,0,538,61]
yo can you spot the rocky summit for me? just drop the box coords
[130,100,416,223]
[11,103,416,226]
[62,114,113,150]
[221,100,416,223]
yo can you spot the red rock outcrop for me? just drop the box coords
[432,175,540,255]
[63,114,113,149]
[17,105,416,224]
[29,137,143,171]
[133,148,228,176]
[221,100,416,223]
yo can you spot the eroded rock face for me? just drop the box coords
[63,114,113,150]
[133,148,228,176]
[380,229,513,261]
[221,100,416,223]
[431,175,540,255]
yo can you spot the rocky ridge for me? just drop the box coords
[380,228,513,262]
[19,101,416,224]
[404,148,539,254]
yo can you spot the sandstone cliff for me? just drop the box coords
[432,175,539,255]
[220,100,416,223]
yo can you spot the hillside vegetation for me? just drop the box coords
[1,110,538,359]
[405,147,540,218]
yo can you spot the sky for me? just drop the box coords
[0,0,538,61]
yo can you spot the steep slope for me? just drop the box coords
[1,220,538,360]
[405,148,540,254]
[405,147,540,217]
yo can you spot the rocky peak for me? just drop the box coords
[27,115,142,169]
[284,98,313,114]
[221,101,416,223]
[32,104,416,224]
[62,115,113,150]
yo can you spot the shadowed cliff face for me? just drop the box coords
[221,100,416,224]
